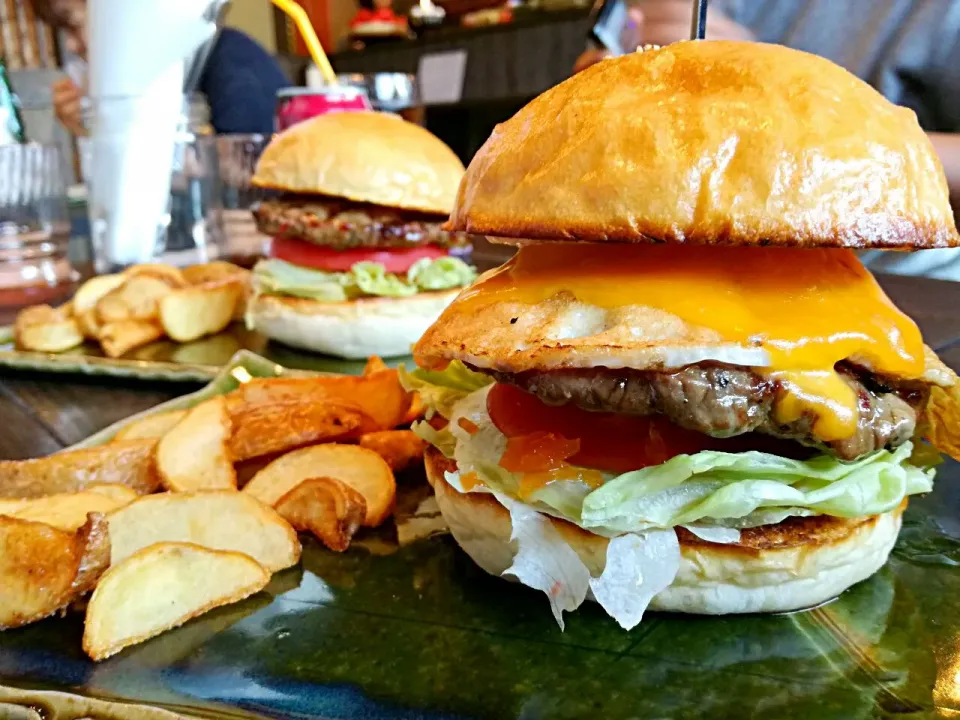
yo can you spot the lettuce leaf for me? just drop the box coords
[581,443,933,531]
[399,360,493,418]
[437,387,934,535]
[352,261,419,297]
[253,259,352,301]
[253,256,476,301]
[407,256,478,290]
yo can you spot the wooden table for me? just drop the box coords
[2,272,960,460]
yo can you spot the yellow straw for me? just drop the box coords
[270,0,337,85]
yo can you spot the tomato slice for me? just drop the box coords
[487,383,725,474]
[500,431,581,473]
[270,236,449,273]
[487,383,814,474]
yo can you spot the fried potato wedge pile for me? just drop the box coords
[0,357,429,659]
[13,262,249,357]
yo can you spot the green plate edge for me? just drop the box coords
[68,351,300,449]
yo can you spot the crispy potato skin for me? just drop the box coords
[0,440,160,499]
[0,514,110,630]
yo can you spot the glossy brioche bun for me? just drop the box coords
[252,112,465,215]
[448,41,959,249]
[426,450,905,615]
[250,290,459,359]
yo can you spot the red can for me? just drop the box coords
[275,87,373,132]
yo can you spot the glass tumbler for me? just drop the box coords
[84,93,224,271]
[335,73,423,124]
[0,143,75,309]
[217,133,272,266]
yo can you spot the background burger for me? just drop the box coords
[404,41,960,629]
[250,111,475,359]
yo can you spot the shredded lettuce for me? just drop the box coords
[411,420,456,458]
[253,257,476,301]
[438,386,934,535]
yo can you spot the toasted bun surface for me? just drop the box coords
[426,450,904,615]
[251,290,459,359]
[252,112,465,215]
[448,41,958,249]
[414,286,769,373]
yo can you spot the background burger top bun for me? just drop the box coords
[253,111,466,216]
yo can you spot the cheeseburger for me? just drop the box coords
[405,41,960,629]
[250,111,475,359]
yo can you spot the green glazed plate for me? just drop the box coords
[2,354,960,719]
[0,324,409,382]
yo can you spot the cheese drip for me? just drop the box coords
[457,244,924,441]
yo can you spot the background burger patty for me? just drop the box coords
[484,364,922,461]
[254,196,469,250]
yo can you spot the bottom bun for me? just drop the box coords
[251,290,460,359]
[426,449,904,615]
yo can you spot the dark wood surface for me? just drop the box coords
[2,270,960,460]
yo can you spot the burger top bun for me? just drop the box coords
[252,111,465,216]
[447,41,959,250]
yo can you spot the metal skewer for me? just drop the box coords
[690,0,708,40]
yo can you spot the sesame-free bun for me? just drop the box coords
[250,290,459,359]
[448,41,958,250]
[252,112,465,216]
[426,450,904,615]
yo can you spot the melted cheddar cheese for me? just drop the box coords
[458,244,924,442]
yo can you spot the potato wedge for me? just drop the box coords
[359,430,426,473]
[82,542,269,661]
[402,393,426,425]
[158,281,243,342]
[96,275,173,324]
[75,309,102,340]
[363,356,389,375]
[229,401,370,462]
[156,396,235,492]
[0,514,110,630]
[107,490,300,572]
[14,305,83,353]
[0,485,137,531]
[181,261,248,286]
[244,444,395,527]
[275,477,366,552]
[98,320,164,358]
[113,409,187,442]
[227,370,411,432]
[72,273,126,315]
[123,263,187,288]
[0,440,160,498]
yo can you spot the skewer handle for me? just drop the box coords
[690,0,708,40]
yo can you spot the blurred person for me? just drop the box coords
[33,0,289,137]
[575,0,960,280]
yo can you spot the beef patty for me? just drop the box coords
[482,364,924,461]
[254,195,469,250]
